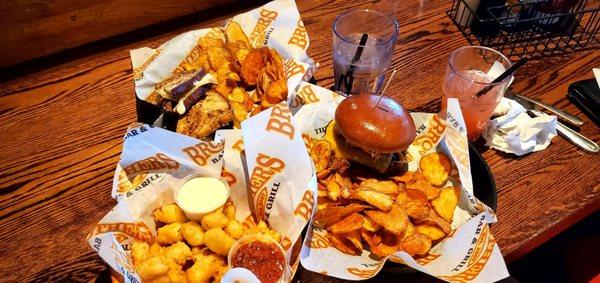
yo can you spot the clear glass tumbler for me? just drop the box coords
[441,46,512,141]
[332,9,399,95]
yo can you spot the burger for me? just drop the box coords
[324,94,416,174]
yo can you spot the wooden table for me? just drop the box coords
[1,0,598,282]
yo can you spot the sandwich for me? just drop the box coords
[325,94,416,174]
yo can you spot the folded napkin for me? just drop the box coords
[482,97,557,156]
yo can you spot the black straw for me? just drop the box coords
[474,57,528,98]
[344,33,369,94]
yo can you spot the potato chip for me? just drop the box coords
[314,203,370,229]
[235,48,250,64]
[370,231,400,258]
[390,171,416,184]
[206,46,232,71]
[241,49,265,86]
[349,190,393,211]
[406,174,441,200]
[227,87,247,103]
[364,204,408,235]
[397,189,430,221]
[230,101,248,129]
[360,229,382,247]
[213,83,232,97]
[362,214,382,232]
[432,186,460,222]
[417,210,452,234]
[344,229,363,251]
[310,140,332,173]
[317,196,334,210]
[401,221,416,241]
[415,225,446,241]
[325,175,341,201]
[328,233,361,256]
[225,21,250,47]
[399,232,432,256]
[359,179,399,196]
[198,36,226,50]
[265,79,288,103]
[329,212,364,234]
[419,152,452,187]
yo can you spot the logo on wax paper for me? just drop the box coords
[123,153,179,178]
[416,253,442,265]
[249,9,278,47]
[301,134,316,150]
[294,190,315,222]
[249,153,285,220]
[182,141,224,166]
[295,84,320,106]
[112,242,140,283]
[124,124,154,140]
[117,172,163,197]
[439,215,495,282]
[347,261,385,279]
[284,59,306,80]
[221,168,237,187]
[174,27,225,74]
[281,236,292,251]
[288,20,308,49]
[90,222,153,243]
[231,138,245,153]
[266,103,295,140]
[133,51,160,81]
[412,115,446,154]
[304,227,330,249]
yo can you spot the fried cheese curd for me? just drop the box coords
[131,202,280,282]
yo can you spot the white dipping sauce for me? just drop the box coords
[176,177,229,220]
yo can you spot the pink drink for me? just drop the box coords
[441,46,512,141]
[442,70,503,141]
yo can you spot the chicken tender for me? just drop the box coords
[203,228,235,256]
[181,221,204,247]
[153,204,188,224]
[201,210,229,231]
[157,223,183,245]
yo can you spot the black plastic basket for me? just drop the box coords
[447,0,600,60]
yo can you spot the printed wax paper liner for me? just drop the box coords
[130,0,314,107]
[88,102,316,282]
[293,82,508,282]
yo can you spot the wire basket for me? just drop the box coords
[447,0,600,60]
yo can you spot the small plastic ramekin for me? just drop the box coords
[173,174,230,221]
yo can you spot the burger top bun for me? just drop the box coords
[334,94,416,154]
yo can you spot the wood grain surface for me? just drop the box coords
[0,0,599,282]
[0,0,250,68]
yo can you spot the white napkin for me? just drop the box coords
[482,97,557,156]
